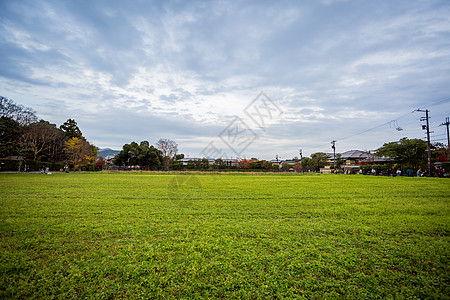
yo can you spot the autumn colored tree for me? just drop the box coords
[95,156,107,170]
[65,137,97,170]
[238,158,251,169]
[261,161,272,170]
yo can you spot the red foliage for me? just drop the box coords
[238,158,251,169]
[95,156,106,168]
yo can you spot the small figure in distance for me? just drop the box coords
[64,164,69,173]
[417,168,422,177]
[396,169,402,177]
[406,168,412,177]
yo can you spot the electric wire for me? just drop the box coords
[310,96,449,151]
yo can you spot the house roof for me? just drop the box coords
[340,150,368,160]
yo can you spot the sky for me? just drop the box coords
[1,0,449,160]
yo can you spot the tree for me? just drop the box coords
[281,162,292,171]
[262,160,272,170]
[0,96,37,125]
[60,119,82,139]
[249,159,265,169]
[171,154,185,170]
[65,137,97,170]
[156,139,178,171]
[376,138,427,170]
[431,142,448,163]
[0,116,22,157]
[213,158,226,169]
[21,120,67,161]
[95,156,107,170]
[137,141,163,170]
[238,158,251,169]
[114,141,163,170]
[330,153,344,170]
[310,152,329,171]
[301,157,312,172]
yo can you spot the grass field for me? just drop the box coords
[0,173,449,299]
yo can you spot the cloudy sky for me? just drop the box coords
[1,0,449,159]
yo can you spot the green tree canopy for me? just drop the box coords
[376,137,427,170]
[310,152,329,171]
[0,116,22,157]
[60,119,82,139]
[114,141,163,170]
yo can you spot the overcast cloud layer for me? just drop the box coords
[1,0,449,159]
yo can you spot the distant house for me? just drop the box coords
[341,150,369,165]
[270,159,296,169]
[178,157,238,167]
[178,158,210,166]
[270,159,281,166]
[323,150,390,173]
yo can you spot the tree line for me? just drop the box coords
[1,96,97,171]
[112,139,180,171]
[1,96,447,174]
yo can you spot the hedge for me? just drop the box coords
[0,159,64,172]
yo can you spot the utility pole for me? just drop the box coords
[440,117,450,149]
[440,117,450,159]
[299,149,303,173]
[331,140,336,173]
[416,109,432,175]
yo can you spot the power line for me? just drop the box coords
[310,97,450,151]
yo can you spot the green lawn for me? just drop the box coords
[1,173,449,299]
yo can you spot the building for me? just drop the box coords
[322,150,390,173]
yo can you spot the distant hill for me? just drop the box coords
[98,148,120,157]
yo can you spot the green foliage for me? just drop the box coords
[0,117,22,157]
[170,154,185,170]
[281,162,292,171]
[114,141,163,170]
[186,158,210,170]
[376,138,427,170]
[301,157,312,171]
[309,152,329,171]
[0,173,448,298]
[59,119,82,139]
